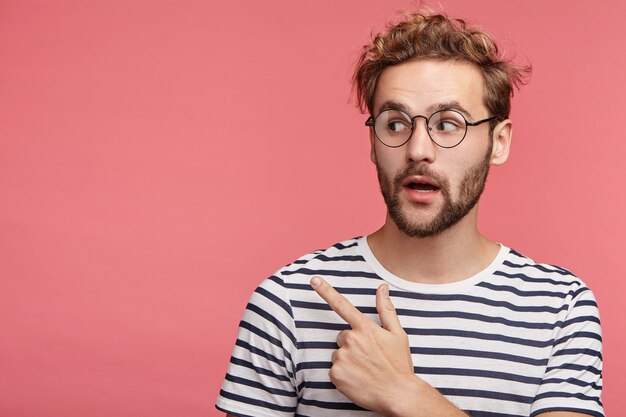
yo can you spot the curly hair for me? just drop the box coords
[353,11,531,122]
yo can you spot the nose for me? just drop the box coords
[406,116,436,163]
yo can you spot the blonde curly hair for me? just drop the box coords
[353,12,531,122]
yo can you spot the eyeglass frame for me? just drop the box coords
[365,108,497,149]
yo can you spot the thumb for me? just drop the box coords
[376,283,403,333]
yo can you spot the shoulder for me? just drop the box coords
[496,246,600,313]
[252,236,366,302]
[267,237,367,284]
[283,237,363,269]
[500,247,590,289]
[511,251,605,416]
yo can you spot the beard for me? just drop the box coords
[377,145,492,238]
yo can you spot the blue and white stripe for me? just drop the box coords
[217,237,603,417]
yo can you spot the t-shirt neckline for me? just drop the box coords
[357,236,509,293]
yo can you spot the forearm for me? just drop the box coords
[385,376,468,417]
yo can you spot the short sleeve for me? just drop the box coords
[530,286,604,417]
[216,274,299,417]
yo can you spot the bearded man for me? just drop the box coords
[216,11,604,417]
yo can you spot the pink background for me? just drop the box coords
[1,1,624,415]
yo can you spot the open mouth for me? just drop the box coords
[406,182,439,192]
[402,176,440,193]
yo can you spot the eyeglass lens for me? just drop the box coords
[373,109,468,148]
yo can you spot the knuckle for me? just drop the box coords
[343,331,357,345]
[329,366,337,382]
[336,330,346,346]
[333,296,350,311]
[332,347,350,366]
[329,364,343,384]
[378,299,395,314]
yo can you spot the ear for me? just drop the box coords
[369,127,377,165]
[490,119,512,166]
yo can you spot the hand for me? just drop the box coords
[310,276,415,415]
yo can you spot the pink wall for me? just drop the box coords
[1,1,623,415]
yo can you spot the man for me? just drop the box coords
[216,11,603,417]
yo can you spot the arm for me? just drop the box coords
[529,285,603,417]
[216,275,299,417]
[310,276,467,417]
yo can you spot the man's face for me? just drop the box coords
[370,59,495,238]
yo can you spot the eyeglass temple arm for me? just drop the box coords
[466,116,497,126]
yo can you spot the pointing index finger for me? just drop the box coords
[311,276,365,328]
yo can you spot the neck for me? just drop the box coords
[367,207,499,284]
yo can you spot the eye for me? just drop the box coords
[387,120,411,133]
[430,111,465,134]
[433,119,462,133]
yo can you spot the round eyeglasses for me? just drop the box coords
[365,109,497,149]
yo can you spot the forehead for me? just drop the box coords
[373,59,487,117]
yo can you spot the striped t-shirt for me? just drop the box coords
[216,237,604,417]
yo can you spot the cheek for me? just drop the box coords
[446,171,465,199]
[446,156,489,199]
[448,160,473,182]
[372,146,403,172]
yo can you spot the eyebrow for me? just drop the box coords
[426,101,474,120]
[378,100,412,114]
[377,100,475,120]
